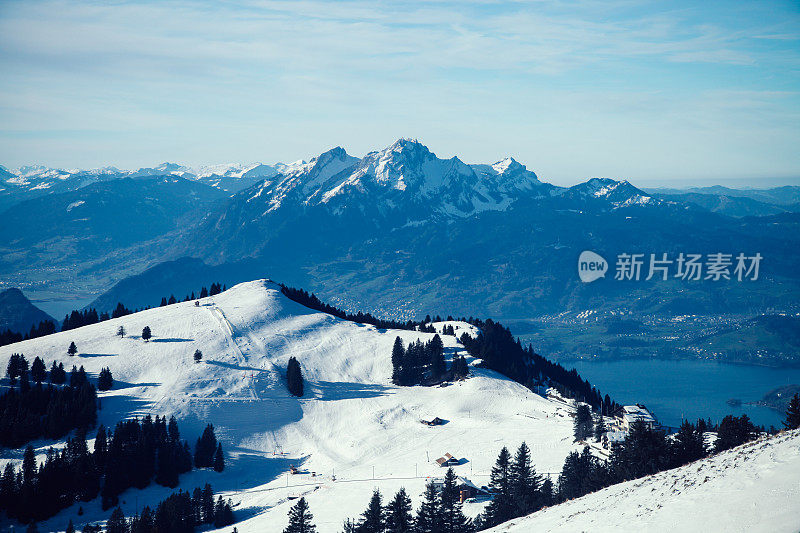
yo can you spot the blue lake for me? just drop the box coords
[565,358,800,429]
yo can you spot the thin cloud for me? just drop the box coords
[0,0,798,183]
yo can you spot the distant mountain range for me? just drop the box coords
[0,176,228,296]
[2,139,799,323]
[646,185,800,218]
[0,160,280,211]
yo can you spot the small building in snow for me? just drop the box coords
[613,404,657,431]
[435,453,460,467]
[429,475,489,502]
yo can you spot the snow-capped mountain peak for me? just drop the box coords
[564,177,655,207]
[491,156,523,175]
[130,162,195,179]
[238,139,553,218]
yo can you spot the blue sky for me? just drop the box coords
[0,0,798,186]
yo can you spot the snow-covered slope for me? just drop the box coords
[487,429,800,533]
[0,280,578,532]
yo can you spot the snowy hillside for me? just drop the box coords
[0,280,579,532]
[486,429,800,533]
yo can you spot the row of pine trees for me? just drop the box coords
[390,335,468,387]
[100,483,234,533]
[1,356,98,448]
[0,416,225,525]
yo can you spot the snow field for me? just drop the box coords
[0,280,578,532]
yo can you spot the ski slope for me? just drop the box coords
[0,280,579,532]
[486,429,800,533]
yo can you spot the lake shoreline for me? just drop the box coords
[567,358,800,428]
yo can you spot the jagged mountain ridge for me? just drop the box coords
[179,139,671,267]
[243,139,552,219]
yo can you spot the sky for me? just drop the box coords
[0,0,798,186]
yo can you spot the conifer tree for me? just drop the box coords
[594,415,607,442]
[429,334,445,379]
[440,467,472,533]
[30,357,46,384]
[22,445,36,487]
[510,441,540,517]
[715,414,756,452]
[141,326,152,342]
[94,425,108,468]
[391,337,405,385]
[384,487,413,533]
[484,446,513,526]
[783,394,800,430]
[49,361,66,384]
[98,367,114,391]
[670,420,706,466]
[69,365,88,387]
[452,355,469,379]
[284,496,316,533]
[112,302,131,319]
[6,353,20,382]
[357,490,384,533]
[286,357,304,397]
[194,424,218,468]
[608,421,669,482]
[213,496,235,527]
[573,404,593,442]
[68,341,78,356]
[415,482,441,533]
[106,507,127,533]
[117,326,126,338]
[194,349,203,363]
[19,370,30,393]
[201,483,215,523]
[213,444,225,472]
[539,477,554,507]
[155,444,179,488]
